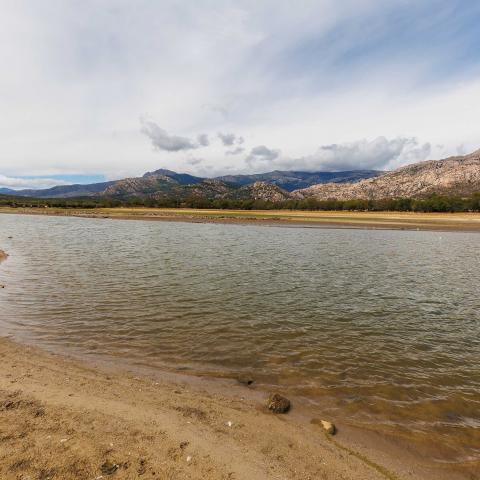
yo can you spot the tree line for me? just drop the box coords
[1,193,480,212]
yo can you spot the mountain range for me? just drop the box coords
[1,149,479,202]
[293,149,480,200]
[1,169,381,199]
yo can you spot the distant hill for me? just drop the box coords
[100,176,291,203]
[142,168,205,185]
[215,170,382,191]
[294,149,480,200]
[0,188,15,194]
[4,150,479,203]
[7,181,116,199]
[2,169,380,198]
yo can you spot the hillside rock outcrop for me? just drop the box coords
[294,149,480,200]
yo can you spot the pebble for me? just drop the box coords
[100,461,119,475]
[237,376,254,386]
[320,420,336,435]
[266,393,291,414]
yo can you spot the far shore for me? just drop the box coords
[2,206,480,232]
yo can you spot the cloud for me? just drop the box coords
[140,118,198,152]
[185,157,203,166]
[302,137,431,171]
[197,134,210,146]
[0,175,69,190]
[217,132,237,146]
[246,145,281,167]
[0,2,479,179]
[218,132,244,147]
[238,137,432,174]
[226,146,245,155]
[250,145,280,160]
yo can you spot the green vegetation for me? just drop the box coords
[1,192,480,212]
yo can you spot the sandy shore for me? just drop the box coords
[1,207,480,232]
[2,336,471,480]
[0,337,401,480]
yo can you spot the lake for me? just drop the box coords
[1,213,479,467]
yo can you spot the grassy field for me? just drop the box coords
[1,206,480,231]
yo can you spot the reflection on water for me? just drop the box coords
[1,214,479,465]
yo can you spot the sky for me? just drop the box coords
[1,0,480,189]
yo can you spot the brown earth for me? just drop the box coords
[2,208,480,232]
[0,338,398,480]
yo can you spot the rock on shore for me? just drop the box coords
[266,393,291,413]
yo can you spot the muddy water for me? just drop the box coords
[0,214,479,468]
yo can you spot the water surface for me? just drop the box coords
[1,214,479,466]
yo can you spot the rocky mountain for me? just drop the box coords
[101,176,231,200]
[142,168,204,185]
[215,170,382,191]
[3,150,479,202]
[235,182,291,202]
[294,150,480,200]
[100,176,291,202]
[1,169,380,198]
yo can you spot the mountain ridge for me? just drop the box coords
[293,149,480,200]
[2,149,479,202]
[2,169,381,198]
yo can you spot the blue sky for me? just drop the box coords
[1,0,480,189]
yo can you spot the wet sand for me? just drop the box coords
[2,206,480,232]
[1,336,474,480]
[0,336,386,480]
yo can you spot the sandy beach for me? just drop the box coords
[0,336,398,480]
[2,335,473,480]
[1,207,480,232]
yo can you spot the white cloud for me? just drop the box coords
[297,137,432,171]
[0,1,479,179]
[0,175,69,190]
[239,137,432,173]
[219,132,245,155]
[246,145,281,168]
[226,147,245,156]
[197,134,210,146]
[140,118,199,152]
[217,133,237,146]
[185,157,204,166]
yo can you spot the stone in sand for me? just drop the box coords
[101,460,119,475]
[237,376,254,386]
[320,420,336,435]
[266,393,291,413]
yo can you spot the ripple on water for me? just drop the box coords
[0,214,479,465]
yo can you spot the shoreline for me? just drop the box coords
[2,206,480,232]
[0,336,471,480]
[0,249,477,479]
